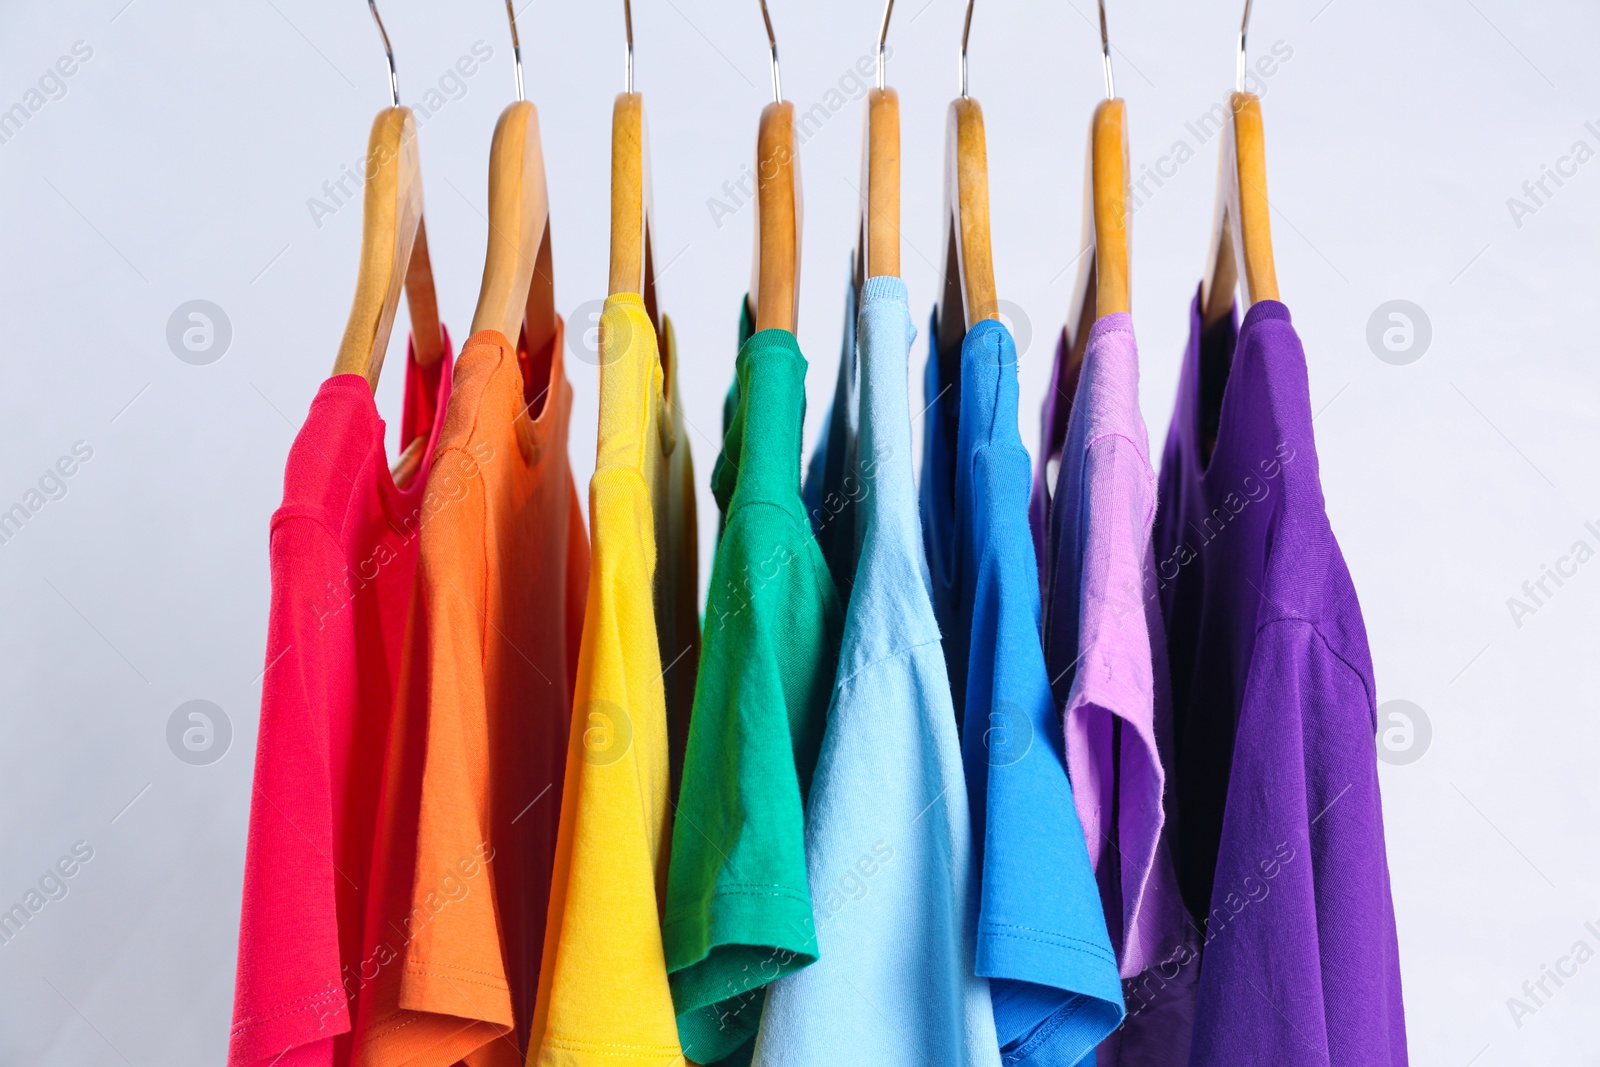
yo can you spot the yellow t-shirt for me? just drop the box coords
[528,293,698,1067]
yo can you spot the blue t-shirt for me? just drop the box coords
[921,316,1125,1066]
[754,276,1001,1067]
[803,264,863,601]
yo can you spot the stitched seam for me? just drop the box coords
[1090,322,1135,342]
[366,1011,423,1041]
[1252,616,1376,725]
[401,962,511,988]
[543,1036,683,1053]
[723,497,808,529]
[980,921,1119,963]
[1080,430,1158,526]
[668,881,812,902]
[1004,994,1093,1064]
[662,884,814,927]
[835,636,946,688]
[231,988,345,1033]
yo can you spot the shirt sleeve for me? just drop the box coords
[662,508,825,1063]
[970,443,1125,1065]
[1188,618,1407,1067]
[529,466,683,1067]
[349,444,516,1067]
[397,446,515,1042]
[228,514,347,1067]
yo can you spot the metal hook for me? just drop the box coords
[758,0,781,102]
[1098,0,1114,99]
[503,0,524,101]
[624,0,635,93]
[367,0,399,107]
[1236,0,1254,92]
[875,0,894,90]
[959,0,974,98]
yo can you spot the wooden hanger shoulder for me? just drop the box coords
[1202,91,1277,328]
[1065,97,1130,376]
[331,106,424,389]
[470,99,552,348]
[752,100,800,333]
[950,96,997,327]
[1090,97,1130,318]
[404,216,444,368]
[609,92,647,299]
[857,86,900,284]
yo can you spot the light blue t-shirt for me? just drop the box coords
[754,276,1000,1067]
[921,316,1125,1066]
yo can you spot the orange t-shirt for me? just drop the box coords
[350,324,589,1067]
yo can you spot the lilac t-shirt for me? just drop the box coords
[1035,313,1189,985]
[1152,294,1407,1065]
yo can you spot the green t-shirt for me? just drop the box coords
[663,319,844,1062]
[712,297,754,540]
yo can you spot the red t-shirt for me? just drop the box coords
[228,337,454,1067]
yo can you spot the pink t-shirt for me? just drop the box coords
[228,336,453,1067]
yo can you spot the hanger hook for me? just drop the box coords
[875,0,894,91]
[758,0,781,103]
[1237,0,1254,92]
[367,0,399,107]
[503,0,524,101]
[624,0,635,93]
[1098,0,1114,99]
[959,0,974,98]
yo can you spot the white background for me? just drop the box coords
[1,0,1597,1064]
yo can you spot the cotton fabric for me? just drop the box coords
[664,321,843,1062]
[754,276,999,1067]
[1153,294,1407,1066]
[922,315,1125,1066]
[1033,316,1197,1066]
[348,324,588,1067]
[528,293,699,1067]
[1034,314,1189,978]
[229,336,452,1067]
[801,275,862,599]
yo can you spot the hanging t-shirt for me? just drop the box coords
[754,276,999,1067]
[1153,294,1407,1065]
[528,293,699,1067]
[664,320,844,1063]
[1036,315,1191,971]
[801,272,861,601]
[346,325,588,1067]
[1032,316,1195,1066]
[229,336,452,1067]
[656,316,703,801]
[921,315,1125,1067]
[715,331,742,542]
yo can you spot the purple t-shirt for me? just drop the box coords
[1152,294,1407,1065]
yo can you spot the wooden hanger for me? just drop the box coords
[936,0,997,359]
[1200,2,1278,329]
[1063,2,1129,381]
[608,3,663,342]
[470,3,555,360]
[331,4,445,392]
[750,1,800,334]
[331,4,445,487]
[855,0,900,289]
[608,99,663,330]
